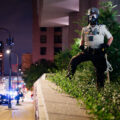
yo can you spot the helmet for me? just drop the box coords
[87,7,99,25]
[87,7,99,16]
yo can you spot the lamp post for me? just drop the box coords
[14,53,19,105]
[6,50,19,105]
[6,49,12,108]
[14,53,19,87]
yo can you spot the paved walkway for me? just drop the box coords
[36,74,92,120]
[0,98,34,120]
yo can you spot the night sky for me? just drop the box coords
[0,0,32,74]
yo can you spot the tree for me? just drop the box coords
[23,60,55,89]
[99,1,120,82]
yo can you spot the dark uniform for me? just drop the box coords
[67,8,113,89]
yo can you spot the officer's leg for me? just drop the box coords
[67,52,90,78]
[92,54,107,89]
[96,69,105,89]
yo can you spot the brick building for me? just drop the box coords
[22,53,32,71]
[32,0,120,63]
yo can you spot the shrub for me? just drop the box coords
[98,1,120,82]
[23,60,55,89]
[49,71,120,120]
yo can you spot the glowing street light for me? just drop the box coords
[6,49,20,105]
[6,49,11,54]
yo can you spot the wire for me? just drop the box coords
[105,54,113,73]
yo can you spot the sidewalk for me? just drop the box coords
[34,74,92,120]
[0,97,34,120]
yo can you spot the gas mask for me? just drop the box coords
[87,8,99,25]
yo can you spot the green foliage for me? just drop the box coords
[70,38,81,56]
[98,1,120,82]
[54,38,82,71]
[48,71,120,120]
[54,49,71,71]
[23,60,55,89]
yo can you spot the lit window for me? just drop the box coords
[40,35,47,43]
[40,47,46,55]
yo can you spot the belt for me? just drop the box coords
[85,47,104,54]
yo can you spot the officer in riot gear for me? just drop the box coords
[88,7,99,25]
[67,7,113,89]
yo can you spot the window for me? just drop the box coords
[40,35,47,43]
[54,27,62,32]
[40,47,47,55]
[40,27,47,32]
[54,35,62,43]
[54,47,62,55]
[40,59,46,63]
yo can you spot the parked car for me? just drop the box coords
[0,94,2,104]
[1,95,9,104]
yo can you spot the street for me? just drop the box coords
[0,91,34,120]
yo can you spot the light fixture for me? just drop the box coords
[6,49,11,54]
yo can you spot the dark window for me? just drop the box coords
[40,27,47,32]
[40,35,47,43]
[40,59,46,63]
[54,35,62,43]
[54,47,62,55]
[40,47,46,55]
[54,27,62,32]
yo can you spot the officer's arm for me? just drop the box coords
[104,25,113,47]
[79,28,84,51]
[81,39,84,45]
[79,29,84,51]
[107,37,113,46]
[80,28,84,45]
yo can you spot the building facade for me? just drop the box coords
[32,0,119,63]
[22,53,32,71]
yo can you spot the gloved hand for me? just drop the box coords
[100,43,109,52]
[100,43,109,49]
[79,45,84,51]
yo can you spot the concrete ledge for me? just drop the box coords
[34,73,92,120]
[34,74,49,120]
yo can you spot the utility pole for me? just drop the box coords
[8,47,12,108]
[15,53,19,105]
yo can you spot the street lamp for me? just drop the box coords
[6,48,12,108]
[6,50,19,105]
[6,49,11,54]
